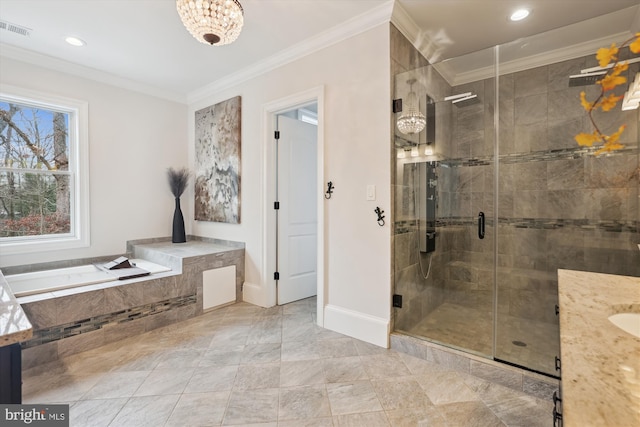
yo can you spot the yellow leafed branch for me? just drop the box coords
[576,33,640,153]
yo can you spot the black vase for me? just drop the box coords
[172,197,186,243]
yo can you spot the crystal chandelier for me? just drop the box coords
[176,0,244,46]
[397,79,426,135]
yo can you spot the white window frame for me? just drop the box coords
[0,84,90,254]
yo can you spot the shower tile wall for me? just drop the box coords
[496,55,639,276]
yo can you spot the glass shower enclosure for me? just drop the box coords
[393,31,639,377]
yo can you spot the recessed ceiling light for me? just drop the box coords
[510,8,530,22]
[65,36,86,47]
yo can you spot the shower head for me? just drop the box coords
[445,92,480,107]
[568,70,606,87]
[451,94,480,107]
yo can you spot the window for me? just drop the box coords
[0,85,89,254]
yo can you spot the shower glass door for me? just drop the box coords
[492,37,563,375]
[394,19,639,379]
[393,45,497,359]
[494,31,640,376]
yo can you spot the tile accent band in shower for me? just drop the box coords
[429,144,639,168]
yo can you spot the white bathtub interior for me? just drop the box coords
[5,259,171,297]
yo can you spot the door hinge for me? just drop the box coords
[274,130,280,139]
[392,294,403,308]
[274,272,280,280]
[392,98,403,113]
[274,201,280,210]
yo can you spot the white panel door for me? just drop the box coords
[277,115,317,305]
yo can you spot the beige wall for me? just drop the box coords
[188,24,392,344]
[0,56,189,266]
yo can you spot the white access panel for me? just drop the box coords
[203,265,236,311]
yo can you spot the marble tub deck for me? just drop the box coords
[22,297,552,426]
[13,238,245,369]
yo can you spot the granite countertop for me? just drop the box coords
[558,269,640,427]
[0,271,33,347]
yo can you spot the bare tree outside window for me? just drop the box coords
[0,100,71,237]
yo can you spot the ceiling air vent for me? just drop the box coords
[0,20,32,37]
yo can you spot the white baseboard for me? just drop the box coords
[242,282,271,308]
[324,304,389,348]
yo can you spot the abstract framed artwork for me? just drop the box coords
[194,96,241,223]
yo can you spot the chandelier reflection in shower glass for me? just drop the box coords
[397,79,426,135]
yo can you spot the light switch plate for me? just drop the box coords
[366,185,376,201]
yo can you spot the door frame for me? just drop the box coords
[262,86,325,326]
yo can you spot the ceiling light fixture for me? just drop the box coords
[176,0,244,46]
[65,36,85,47]
[510,8,530,22]
[397,79,426,135]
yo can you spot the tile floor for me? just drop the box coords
[22,297,553,426]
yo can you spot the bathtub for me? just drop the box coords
[5,259,171,297]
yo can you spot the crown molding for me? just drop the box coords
[1,0,396,106]
[390,1,449,65]
[0,43,187,104]
[187,0,395,104]
[389,3,637,87]
[438,31,633,86]
[390,0,420,47]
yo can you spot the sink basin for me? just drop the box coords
[608,313,640,338]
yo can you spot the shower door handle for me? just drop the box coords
[478,212,485,240]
